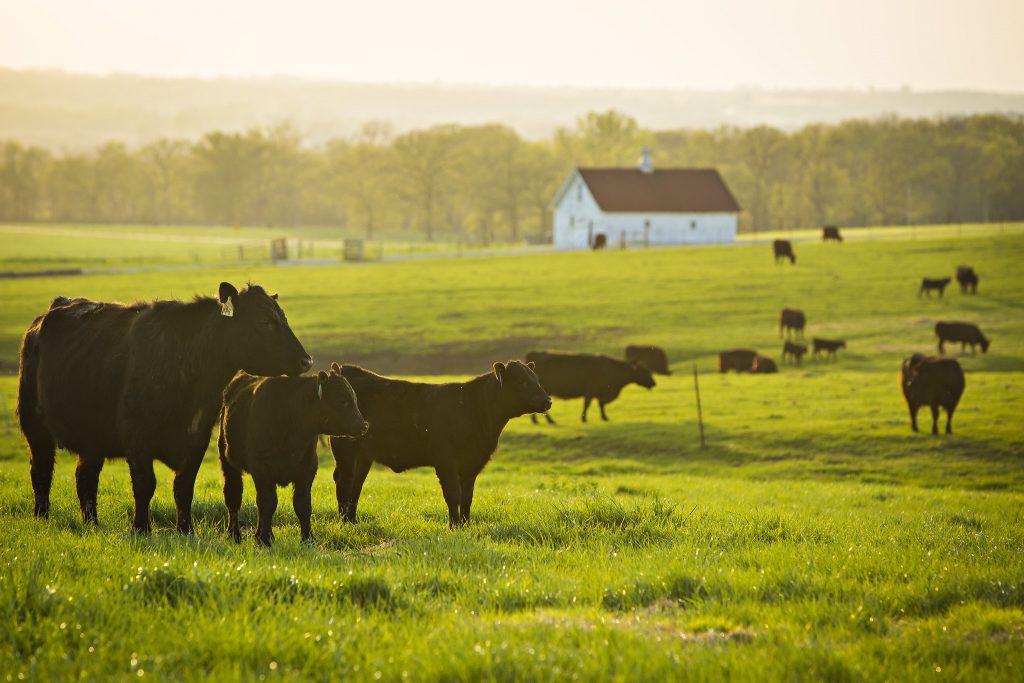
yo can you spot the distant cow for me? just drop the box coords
[779,308,806,338]
[526,351,655,423]
[330,361,550,526]
[956,266,979,294]
[919,277,952,298]
[822,225,842,242]
[718,349,758,373]
[17,282,312,533]
[899,354,965,434]
[219,370,367,545]
[782,341,807,365]
[625,344,671,375]
[592,233,608,250]
[773,240,796,264]
[812,338,846,360]
[752,356,778,374]
[935,321,989,355]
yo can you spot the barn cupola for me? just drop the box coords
[638,145,653,174]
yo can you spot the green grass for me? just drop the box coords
[0,226,1022,680]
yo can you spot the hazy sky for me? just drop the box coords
[1,0,1021,91]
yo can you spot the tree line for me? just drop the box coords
[2,112,1023,240]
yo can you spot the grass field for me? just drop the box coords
[0,225,1022,680]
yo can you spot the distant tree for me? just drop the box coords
[391,125,462,240]
[0,141,49,220]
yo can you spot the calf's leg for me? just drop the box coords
[172,454,204,534]
[23,417,56,518]
[908,403,920,432]
[581,396,593,423]
[292,474,315,543]
[127,456,157,535]
[253,477,278,546]
[75,455,104,525]
[945,404,956,434]
[929,404,940,436]
[458,471,478,525]
[598,400,610,421]
[342,454,374,523]
[331,442,357,516]
[435,466,462,528]
[220,454,244,543]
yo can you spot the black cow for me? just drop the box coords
[752,356,778,374]
[782,341,807,365]
[822,226,843,242]
[17,282,312,533]
[780,308,806,338]
[718,349,758,373]
[592,233,608,250]
[899,354,965,434]
[935,321,989,355]
[330,361,550,527]
[956,266,979,294]
[919,277,952,298]
[812,338,846,360]
[773,240,796,264]
[625,345,671,375]
[525,351,655,423]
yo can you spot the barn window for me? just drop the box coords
[576,184,582,202]
[690,220,697,230]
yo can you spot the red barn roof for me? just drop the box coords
[576,168,741,213]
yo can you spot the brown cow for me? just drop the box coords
[919,277,952,298]
[956,266,979,294]
[782,341,807,365]
[718,349,758,373]
[773,240,796,264]
[625,345,671,375]
[812,338,846,359]
[899,354,965,434]
[219,370,368,545]
[780,308,806,338]
[935,321,989,354]
[592,233,608,250]
[526,351,655,423]
[822,225,842,242]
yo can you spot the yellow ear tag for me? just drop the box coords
[220,297,234,318]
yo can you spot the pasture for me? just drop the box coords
[1,225,1022,680]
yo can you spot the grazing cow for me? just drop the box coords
[812,338,846,360]
[919,277,952,298]
[752,356,778,374]
[899,354,965,435]
[773,240,796,264]
[956,266,979,294]
[592,233,608,250]
[935,321,989,355]
[779,308,806,338]
[17,282,312,533]
[330,361,551,526]
[625,344,671,375]
[822,225,843,242]
[782,341,807,365]
[718,349,758,373]
[526,351,655,423]
[219,370,367,545]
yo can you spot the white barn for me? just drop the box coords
[549,149,741,249]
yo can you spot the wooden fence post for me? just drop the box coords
[693,364,705,449]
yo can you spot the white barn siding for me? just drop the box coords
[552,174,605,249]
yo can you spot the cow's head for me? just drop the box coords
[629,360,657,389]
[493,360,552,416]
[218,282,312,377]
[900,353,928,387]
[316,370,368,438]
[980,335,990,353]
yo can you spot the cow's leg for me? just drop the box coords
[458,471,478,525]
[24,417,56,518]
[581,396,593,423]
[219,447,243,543]
[598,400,610,421]
[929,404,940,435]
[937,339,945,355]
[530,413,538,424]
[172,455,203,534]
[343,454,374,523]
[944,405,956,434]
[435,465,462,528]
[127,455,157,535]
[331,443,356,516]
[292,471,315,543]
[908,403,920,432]
[75,455,104,525]
[253,477,278,546]
[542,412,555,424]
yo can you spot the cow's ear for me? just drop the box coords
[527,361,536,370]
[218,282,238,304]
[493,362,506,387]
[317,371,328,400]
[271,293,279,300]
[330,362,341,374]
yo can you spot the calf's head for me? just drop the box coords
[316,370,368,438]
[629,360,657,389]
[493,360,552,415]
[900,353,928,388]
[218,282,312,377]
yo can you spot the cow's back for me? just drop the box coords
[527,351,607,398]
[625,345,669,375]
[32,300,138,455]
